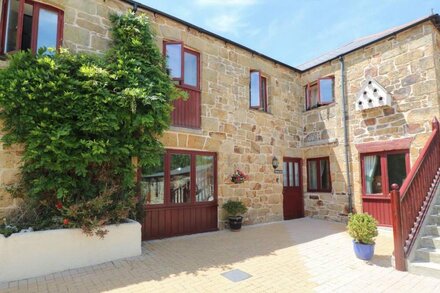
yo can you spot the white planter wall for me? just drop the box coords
[0,220,142,283]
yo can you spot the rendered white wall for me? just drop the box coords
[0,220,142,283]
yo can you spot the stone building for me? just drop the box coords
[0,0,439,239]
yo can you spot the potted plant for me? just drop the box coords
[347,213,378,260]
[222,200,248,231]
[230,169,248,184]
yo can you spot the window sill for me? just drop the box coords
[169,126,203,135]
[249,108,272,116]
[304,102,336,112]
[306,190,333,194]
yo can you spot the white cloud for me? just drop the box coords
[206,13,247,35]
[196,0,257,6]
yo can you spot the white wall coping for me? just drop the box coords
[0,220,142,283]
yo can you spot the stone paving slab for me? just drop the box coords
[1,218,440,292]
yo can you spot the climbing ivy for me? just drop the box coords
[0,12,181,236]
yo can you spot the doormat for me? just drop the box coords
[221,269,252,282]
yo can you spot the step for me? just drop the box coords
[421,236,440,249]
[429,215,440,225]
[424,225,440,236]
[415,248,440,264]
[408,261,440,279]
[433,205,440,214]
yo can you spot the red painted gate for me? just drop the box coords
[283,157,304,220]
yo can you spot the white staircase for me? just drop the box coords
[407,185,440,278]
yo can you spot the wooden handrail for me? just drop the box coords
[391,117,440,271]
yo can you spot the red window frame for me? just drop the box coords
[250,70,268,112]
[305,76,334,110]
[306,157,332,192]
[360,150,410,199]
[163,40,200,91]
[140,149,217,207]
[0,0,64,55]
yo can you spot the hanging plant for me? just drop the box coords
[231,169,249,184]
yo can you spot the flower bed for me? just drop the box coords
[0,220,141,283]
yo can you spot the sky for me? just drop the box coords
[138,0,440,67]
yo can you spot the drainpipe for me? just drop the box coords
[339,56,353,214]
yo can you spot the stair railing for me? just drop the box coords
[391,117,440,271]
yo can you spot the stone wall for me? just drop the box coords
[300,22,440,220]
[0,0,439,228]
[0,0,305,224]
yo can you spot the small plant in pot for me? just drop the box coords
[222,200,248,231]
[347,213,378,260]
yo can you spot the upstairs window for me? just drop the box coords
[164,41,200,90]
[307,157,332,192]
[0,0,64,54]
[250,70,268,112]
[305,77,334,110]
[164,40,201,129]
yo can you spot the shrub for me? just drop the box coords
[347,213,378,245]
[0,12,181,236]
[222,200,248,217]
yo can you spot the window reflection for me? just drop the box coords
[37,8,58,50]
[196,156,214,202]
[142,156,165,205]
[170,154,191,203]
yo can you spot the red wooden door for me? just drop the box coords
[361,151,410,226]
[283,157,304,220]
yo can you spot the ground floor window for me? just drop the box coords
[140,149,217,206]
[307,157,331,192]
[361,151,409,196]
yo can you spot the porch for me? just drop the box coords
[2,218,440,292]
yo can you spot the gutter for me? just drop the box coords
[339,56,353,214]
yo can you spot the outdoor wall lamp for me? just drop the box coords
[272,156,279,170]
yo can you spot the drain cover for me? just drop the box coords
[221,269,252,282]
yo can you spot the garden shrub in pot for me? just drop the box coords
[347,213,378,260]
[222,200,248,231]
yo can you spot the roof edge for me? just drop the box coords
[300,14,440,72]
[120,0,301,73]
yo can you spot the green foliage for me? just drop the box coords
[0,11,181,236]
[347,213,378,245]
[222,200,248,217]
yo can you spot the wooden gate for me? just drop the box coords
[140,150,218,240]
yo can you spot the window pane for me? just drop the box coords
[294,162,299,187]
[261,76,267,111]
[170,154,191,203]
[21,3,33,51]
[196,155,214,202]
[4,0,19,52]
[308,160,318,190]
[364,155,382,194]
[165,43,182,79]
[309,84,319,108]
[37,8,58,50]
[320,159,330,191]
[142,155,165,205]
[319,79,334,104]
[184,51,198,87]
[283,162,288,187]
[250,71,260,107]
[289,162,294,187]
[387,154,407,188]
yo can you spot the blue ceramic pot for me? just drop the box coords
[353,240,375,260]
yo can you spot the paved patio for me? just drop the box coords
[2,218,440,292]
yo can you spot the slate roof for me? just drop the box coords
[297,14,440,71]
